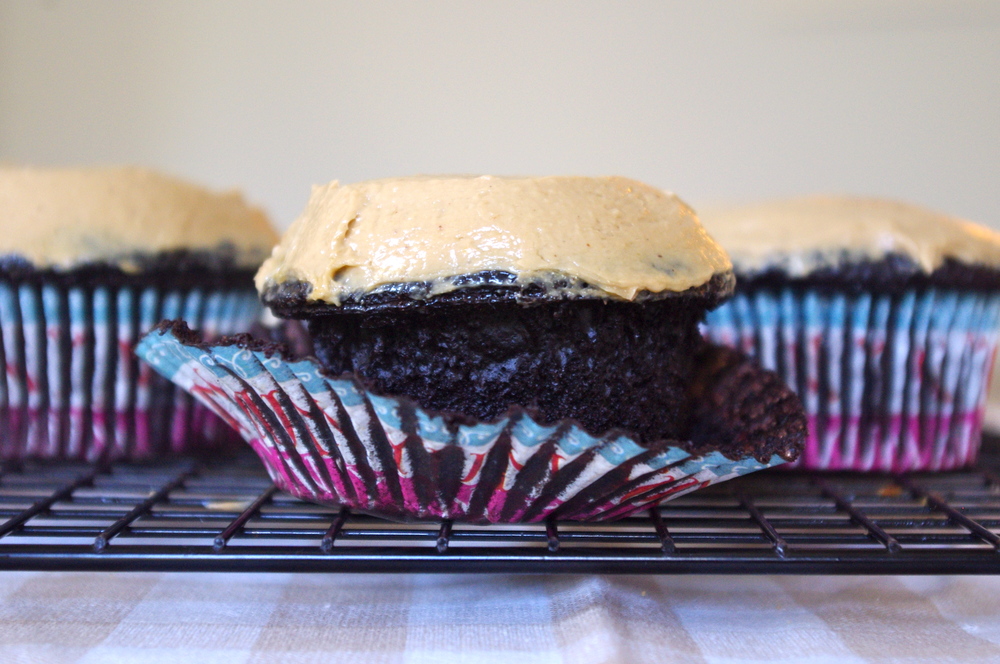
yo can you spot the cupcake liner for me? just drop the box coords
[704,287,1000,471]
[136,324,796,523]
[0,280,261,461]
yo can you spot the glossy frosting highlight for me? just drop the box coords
[701,196,1000,277]
[256,175,732,304]
[0,166,279,271]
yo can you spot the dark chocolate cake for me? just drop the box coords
[289,278,730,444]
[0,248,259,290]
[256,175,739,447]
[735,254,1000,294]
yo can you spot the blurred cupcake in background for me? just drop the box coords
[0,165,279,460]
[701,196,1000,471]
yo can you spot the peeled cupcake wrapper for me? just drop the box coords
[136,324,794,523]
[704,287,1000,471]
[0,280,261,460]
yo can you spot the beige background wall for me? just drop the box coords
[1,0,998,229]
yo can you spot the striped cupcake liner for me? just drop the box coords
[703,287,1000,471]
[0,279,262,461]
[136,324,794,523]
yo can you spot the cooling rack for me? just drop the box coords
[2,437,1000,574]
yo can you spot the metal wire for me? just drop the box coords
[0,465,106,538]
[213,485,278,552]
[320,507,351,554]
[647,508,676,554]
[896,475,1000,552]
[813,477,902,553]
[1,448,1000,573]
[94,465,196,552]
[738,491,788,558]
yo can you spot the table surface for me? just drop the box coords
[2,571,999,663]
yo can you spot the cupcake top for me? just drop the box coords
[256,175,733,305]
[701,196,1000,278]
[0,166,279,272]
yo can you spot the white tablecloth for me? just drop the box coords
[2,572,999,663]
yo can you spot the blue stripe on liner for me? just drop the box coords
[510,417,561,449]
[285,360,328,394]
[413,409,452,443]
[704,296,736,328]
[558,427,603,456]
[328,378,366,408]
[210,345,266,380]
[18,285,38,325]
[367,393,402,431]
[631,443,694,471]
[457,420,509,448]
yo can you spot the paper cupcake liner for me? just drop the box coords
[703,287,1000,471]
[136,324,796,523]
[0,280,262,460]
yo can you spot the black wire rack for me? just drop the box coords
[3,436,1000,574]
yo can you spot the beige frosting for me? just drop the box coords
[255,175,732,304]
[700,196,1000,277]
[0,166,279,271]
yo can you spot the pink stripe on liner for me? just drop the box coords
[599,477,706,521]
[820,415,843,468]
[801,415,822,468]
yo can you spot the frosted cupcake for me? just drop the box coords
[257,175,738,446]
[136,175,804,522]
[701,196,1000,471]
[0,165,279,460]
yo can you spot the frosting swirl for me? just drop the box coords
[256,175,732,304]
[701,196,1000,277]
[0,165,278,271]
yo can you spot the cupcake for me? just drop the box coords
[137,175,805,522]
[0,165,279,460]
[701,196,1000,471]
[256,175,736,445]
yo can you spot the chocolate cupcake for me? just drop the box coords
[256,175,735,445]
[137,175,805,522]
[0,165,279,460]
[701,196,1000,471]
